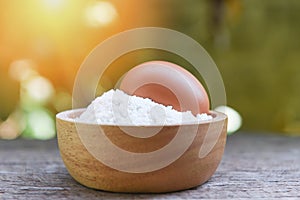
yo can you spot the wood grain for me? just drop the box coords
[56,110,227,193]
[0,133,300,199]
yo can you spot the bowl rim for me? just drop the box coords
[56,108,227,127]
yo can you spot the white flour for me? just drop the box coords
[77,89,212,125]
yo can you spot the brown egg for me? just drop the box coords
[119,61,210,114]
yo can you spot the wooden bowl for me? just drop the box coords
[56,109,227,193]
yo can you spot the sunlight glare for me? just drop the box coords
[43,0,66,10]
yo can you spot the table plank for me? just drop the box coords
[0,133,300,199]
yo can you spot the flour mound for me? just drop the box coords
[77,89,212,125]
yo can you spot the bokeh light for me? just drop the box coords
[25,109,56,140]
[0,118,20,140]
[0,110,25,140]
[9,59,38,82]
[215,106,242,135]
[53,91,72,112]
[23,76,54,103]
[85,1,118,27]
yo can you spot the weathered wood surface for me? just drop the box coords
[0,132,299,200]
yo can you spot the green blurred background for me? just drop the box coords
[0,0,300,139]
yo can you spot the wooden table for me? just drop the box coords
[0,133,299,199]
